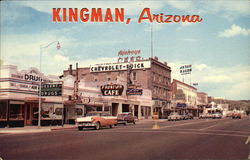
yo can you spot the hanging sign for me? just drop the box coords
[126,88,143,96]
[100,84,124,96]
[41,83,62,96]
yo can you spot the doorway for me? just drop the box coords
[24,103,38,126]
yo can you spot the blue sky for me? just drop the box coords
[1,0,250,100]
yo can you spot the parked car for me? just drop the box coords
[212,113,222,119]
[182,113,193,120]
[199,113,213,119]
[75,111,117,130]
[116,112,136,125]
[232,112,241,119]
[168,112,182,121]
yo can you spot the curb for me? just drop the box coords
[51,126,77,131]
[0,128,51,134]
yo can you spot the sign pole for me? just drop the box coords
[38,45,42,128]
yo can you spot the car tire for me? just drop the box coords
[78,127,83,131]
[109,125,113,128]
[95,122,100,130]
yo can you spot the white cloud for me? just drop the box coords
[219,24,250,38]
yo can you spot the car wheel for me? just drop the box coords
[95,122,100,130]
[109,125,113,128]
[78,127,83,131]
[123,123,126,125]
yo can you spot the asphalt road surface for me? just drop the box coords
[1,117,249,160]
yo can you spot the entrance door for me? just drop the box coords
[24,103,32,125]
[24,103,38,125]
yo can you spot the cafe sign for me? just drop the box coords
[100,84,124,96]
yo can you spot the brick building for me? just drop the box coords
[63,57,172,118]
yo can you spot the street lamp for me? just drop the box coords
[38,41,60,128]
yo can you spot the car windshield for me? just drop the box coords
[170,113,178,115]
[86,113,100,116]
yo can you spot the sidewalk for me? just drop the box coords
[0,124,77,134]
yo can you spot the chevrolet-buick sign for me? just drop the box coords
[90,61,150,72]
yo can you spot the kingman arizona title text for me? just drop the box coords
[52,8,203,24]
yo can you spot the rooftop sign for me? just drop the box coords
[90,61,150,72]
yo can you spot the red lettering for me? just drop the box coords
[191,15,203,22]
[173,15,181,22]
[69,8,78,22]
[115,8,124,22]
[153,14,160,23]
[80,8,89,22]
[164,15,172,23]
[104,8,113,22]
[63,8,67,22]
[138,8,152,23]
[52,8,61,22]
[182,15,191,22]
[91,8,103,22]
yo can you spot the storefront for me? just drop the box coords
[0,65,64,127]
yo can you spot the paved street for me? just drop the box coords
[0,117,249,160]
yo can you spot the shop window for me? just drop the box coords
[75,108,83,115]
[104,106,110,111]
[9,104,24,120]
[0,101,7,120]
[33,107,38,119]
[55,108,63,115]
[97,106,102,111]
[133,72,136,81]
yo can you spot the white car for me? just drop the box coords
[168,112,183,121]
[75,112,117,130]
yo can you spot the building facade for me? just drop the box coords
[0,65,65,127]
[171,79,199,116]
[63,57,172,119]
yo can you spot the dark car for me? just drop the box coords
[182,113,193,120]
[116,112,136,125]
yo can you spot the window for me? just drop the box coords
[55,108,63,115]
[133,72,136,81]
[75,108,83,115]
[0,101,7,120]
[96,106,102,111]
[9,104,24,120]
[104,106,110,111]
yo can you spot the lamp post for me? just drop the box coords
[38,41,60,128]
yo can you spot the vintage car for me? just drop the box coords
[232,112,241,119]
[75,112,117,130]
[199,113,212,119]
[168,112,183,121]
[182,113,194,120]
[116,112,136,125]
[212,113,222,119]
